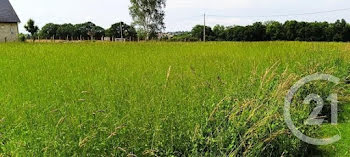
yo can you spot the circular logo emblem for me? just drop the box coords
[284,73,341,145]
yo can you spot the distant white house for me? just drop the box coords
[158,33,174,40]
[102,37,126,42]
[0,0,20,42]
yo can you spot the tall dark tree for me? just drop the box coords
[250,22,267,41]
[307,22,328,41]
[331,19,348,41]
[283,20,298,41]
[266,21,284,40]
[24,19,39,41]
[295,22,310,41]
[191,25,214,41]
[94,26,105,40]
[129,0,166,40]
[74,22,99,40]
[74,23,86,40]
[57,24,75,40]
[213,25,226,41]
[344,23,350,41]
[225,26,245,41]
[39,23,59,39]
[108,22,137,40]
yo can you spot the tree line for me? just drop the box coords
[36,21,138,41]
[23,19,157,41]
[23,0,167,41]
[176,19,350,42]
[24,19,350,42]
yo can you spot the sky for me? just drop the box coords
[9,0,350,33]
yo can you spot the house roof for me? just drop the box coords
[0,0,20,23]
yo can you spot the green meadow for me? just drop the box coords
[0,42,348,156]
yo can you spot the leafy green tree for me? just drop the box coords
[283,20,298,41]
[307,22,328,41]
[24,19,39,41]
[213,25,226,41]
[295,22,309,41]
[344,23,350,41]
[243,25,255,41]
[57,23,75,40]
[74,23,86,39]
[108,22,137,40]
[225,23,266,41]
[39,23,59,39]
[225,26,245,41]
[18,33,27,42]
[170,32,198,41]
[136,29,147,40]
[266,21,284,40]
[129,0,166,40]
[331,19,349,41]
[325,23,334,41]
[94,26,105,40]
[250,22,267,41]
[191,25,214,41]
[74,22,99,40]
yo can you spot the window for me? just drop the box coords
[10,27,14,34]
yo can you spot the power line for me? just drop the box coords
[206,7,350,18]
[172,15,203,21]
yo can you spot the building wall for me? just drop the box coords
[0,23,18,42]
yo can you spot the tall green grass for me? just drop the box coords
[0,42,348,156]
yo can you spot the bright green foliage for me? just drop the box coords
[106,22,137,41]
[39,23,59,39]
[319,102,350,156]
[170,32,199,42]
[213,25,226,41]
[17,33,26,42]
[38,22,106,40]
[24,19,39,41]
[0,42,348,156]
[74,22,105,40]
[129,0,166,40]
[191,25,215,41]
[265,21,285,40]
[57,23,75,40]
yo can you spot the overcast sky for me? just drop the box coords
[9,0,350,33]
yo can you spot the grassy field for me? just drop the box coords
[0,42,348,156]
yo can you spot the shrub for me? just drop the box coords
[170,33,199,42]
[18,33,26,42]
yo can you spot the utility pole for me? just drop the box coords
[120,22,123,39]
[203,13,206,42]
